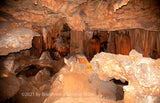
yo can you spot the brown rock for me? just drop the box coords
[34,68,51,85]
[0,28,40,55]
[113,0,130,12]
[0,0,159,31]
[31,36,43,57]
[44,54,119,103]
[0,70,20,103]
[70,31,84,54]
[3,56,15,73]
[90,50,160,103]
[39,51,53,61]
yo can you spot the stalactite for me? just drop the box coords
[106,31,116,54]
[87,29,160,59]
[32,25,160,60]
[70,31,84,54]
[115,30,131,55]
[31,36,42,57]
[42,28,48,50]
[89,32,100,60]
[157,32,160,58]
[127,29,160,59]
[98,31,108,53]
[83,31,93,59]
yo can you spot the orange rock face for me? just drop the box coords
[45,54,122,103]
[0,0,159,32]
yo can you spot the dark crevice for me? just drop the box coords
[16,65,42,77]
[110,78,128,85]
[62,23,71,32]
[110,78,128,101]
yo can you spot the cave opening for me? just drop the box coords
[110,78,128,86]
[110,78,129,101]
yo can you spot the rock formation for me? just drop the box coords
[0,0,160,103]
[0,0,159,58]
[44,54,123,103]
[43,50,160,103]
[0,69,20,103]
[90,50,160,103]
[0,0,159,33]
[0,28,39,55]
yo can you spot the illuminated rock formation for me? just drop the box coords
[44,54,122,103]
[0,28,39,55]
[0,0,159,103]
[90,50,160,103]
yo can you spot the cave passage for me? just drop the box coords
[0,0,160,103]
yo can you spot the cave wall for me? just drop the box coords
[31,22,70,59]
[31,26,160,60]
[0,0,159,57]
[40,0,160,31]
[0,0,160,102]
[89,29,160,59]
[98,29,160,59]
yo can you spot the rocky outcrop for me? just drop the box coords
[90,50,160,103]
[0,28,39,55]
[44,54,122,103]
[0,50,65,103]
[3,49,159,103]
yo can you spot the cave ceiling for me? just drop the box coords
[0,0,160,34]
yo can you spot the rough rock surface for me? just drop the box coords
[113,0,130,12]
[0,0,159,31]
[90,50,160,103]
[0,69,20,103]
[44,54,123,103]
[3,50,64,75]
[8,68,52,103]
[0,28,40,55]
[2,49,160,103]
[0,49,65,103]
[39,51,53,61]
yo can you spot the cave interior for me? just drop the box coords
[0,0,160,103]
